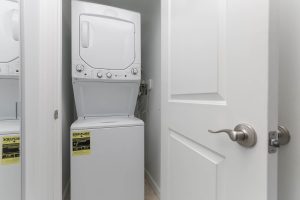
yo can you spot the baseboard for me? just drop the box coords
[63,180,70,200]
[145,169,161,198]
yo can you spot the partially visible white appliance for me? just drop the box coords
[71,1,144,200]
[0,1,21,200]
[0,120,21,200]
[0,0,20,120]
[72,0,141,118]
[0,0,20,77]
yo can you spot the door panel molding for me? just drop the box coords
[169,129,225,164]
[169,0,227,103]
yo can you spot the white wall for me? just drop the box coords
[278,1,300,200]
[79,0,162,192]
[139,1,161,193]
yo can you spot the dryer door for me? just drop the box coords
[79,15,135,70]
[0,0,19,64]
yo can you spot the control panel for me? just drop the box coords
[73,62,141,81]
[0,59,20,77]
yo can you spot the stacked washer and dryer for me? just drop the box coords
[0,0,21,200]
[71,1,144,200]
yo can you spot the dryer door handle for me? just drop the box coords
[81,21,90,48]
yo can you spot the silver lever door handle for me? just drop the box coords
[209,124,257,148]
[208,129,245,141]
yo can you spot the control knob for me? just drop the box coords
[106,72,112,78]
[76,64,84,73]
[131,68,138,75]
[97,73,103,78]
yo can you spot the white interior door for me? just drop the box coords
[161,0,278,200]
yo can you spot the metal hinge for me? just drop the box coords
[138,81,148,96]
[269,126,291,153]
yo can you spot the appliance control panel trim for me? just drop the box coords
[73,61,141,81]
[0,59,20,78]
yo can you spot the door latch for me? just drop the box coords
[54,110,59,120]
[269,126,291,153]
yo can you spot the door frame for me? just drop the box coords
[21,0,62,199]
[160,0,170,199]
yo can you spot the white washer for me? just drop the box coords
[0,120,21,200]
[71,117,144,200]
[71,2,144,200]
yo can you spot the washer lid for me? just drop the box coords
[0,0,19,63]
[71,117,144,130]
[79,14,135,70]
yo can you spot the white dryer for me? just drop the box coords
[71,1,144,200]
[0,0,20,78]
[72,0,141,118]
[0,120,21,200]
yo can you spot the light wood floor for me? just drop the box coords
[65,179,160,200]
[145,178,160,200]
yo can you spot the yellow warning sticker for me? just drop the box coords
[1,136,20,165]
[72,131,91,156]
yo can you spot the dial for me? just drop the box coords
[131,68,138,75]
[106,72,112,78]
[97,73,103,78]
